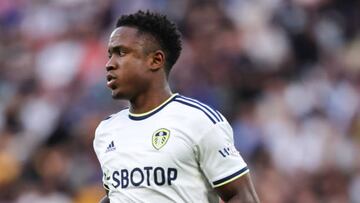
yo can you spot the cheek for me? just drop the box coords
[117,59,148,86]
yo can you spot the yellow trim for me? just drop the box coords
[213,169,250,188]
[129,93,178,117]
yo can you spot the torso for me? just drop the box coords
[93,94,248,203]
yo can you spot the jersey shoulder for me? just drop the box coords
[171,95,226,126]
[95,108,129,133]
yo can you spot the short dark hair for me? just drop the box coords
[116,10,182,74]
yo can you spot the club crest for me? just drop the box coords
[152,128,170,150]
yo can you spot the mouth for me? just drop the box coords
[106,74,117,89]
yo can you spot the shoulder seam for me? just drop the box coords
[103,115,112,121]
[174,97,220,124]
[178,96,223,122]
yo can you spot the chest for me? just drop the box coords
[96,119,196,170]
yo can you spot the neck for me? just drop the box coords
[129,84,172,114]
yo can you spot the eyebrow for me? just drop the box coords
[108,45,122,54]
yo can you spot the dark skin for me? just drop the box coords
[102,26,260,203]
[215,173,260,203]
[106,27,172,114]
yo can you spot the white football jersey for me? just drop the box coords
[93,94,249,203]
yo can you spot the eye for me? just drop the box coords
[118,49,126,56]
[108,47,127,58]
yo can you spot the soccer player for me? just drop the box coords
[93,10,260,203]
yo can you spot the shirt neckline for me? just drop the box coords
[128,93,179,121]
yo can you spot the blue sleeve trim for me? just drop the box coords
[212,166,249,186]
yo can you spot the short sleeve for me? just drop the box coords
[197,122,249,188]
[93,122,109,191]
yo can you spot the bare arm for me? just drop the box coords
[99,196,110,203]
[99,187,110,203]
[215,173,260,203]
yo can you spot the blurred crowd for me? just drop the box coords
[0,0,359,202]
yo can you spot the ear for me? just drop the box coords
[148,50,165,71]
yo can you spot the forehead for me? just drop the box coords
[108,27,143,48]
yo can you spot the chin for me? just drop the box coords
[111,92,123,100]
[111,90,127,100]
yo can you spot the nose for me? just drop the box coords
[105,57,116,72]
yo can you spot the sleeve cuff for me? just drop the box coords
[103,183,110,191]
[212,166,249,188]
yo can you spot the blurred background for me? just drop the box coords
[0,0,359,202]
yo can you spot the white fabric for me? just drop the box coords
[93,94,248,203]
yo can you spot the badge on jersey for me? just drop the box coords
[152,128,170,150]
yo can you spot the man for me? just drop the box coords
[93,10,259,203]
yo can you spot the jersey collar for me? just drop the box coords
[128,93,178,121]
